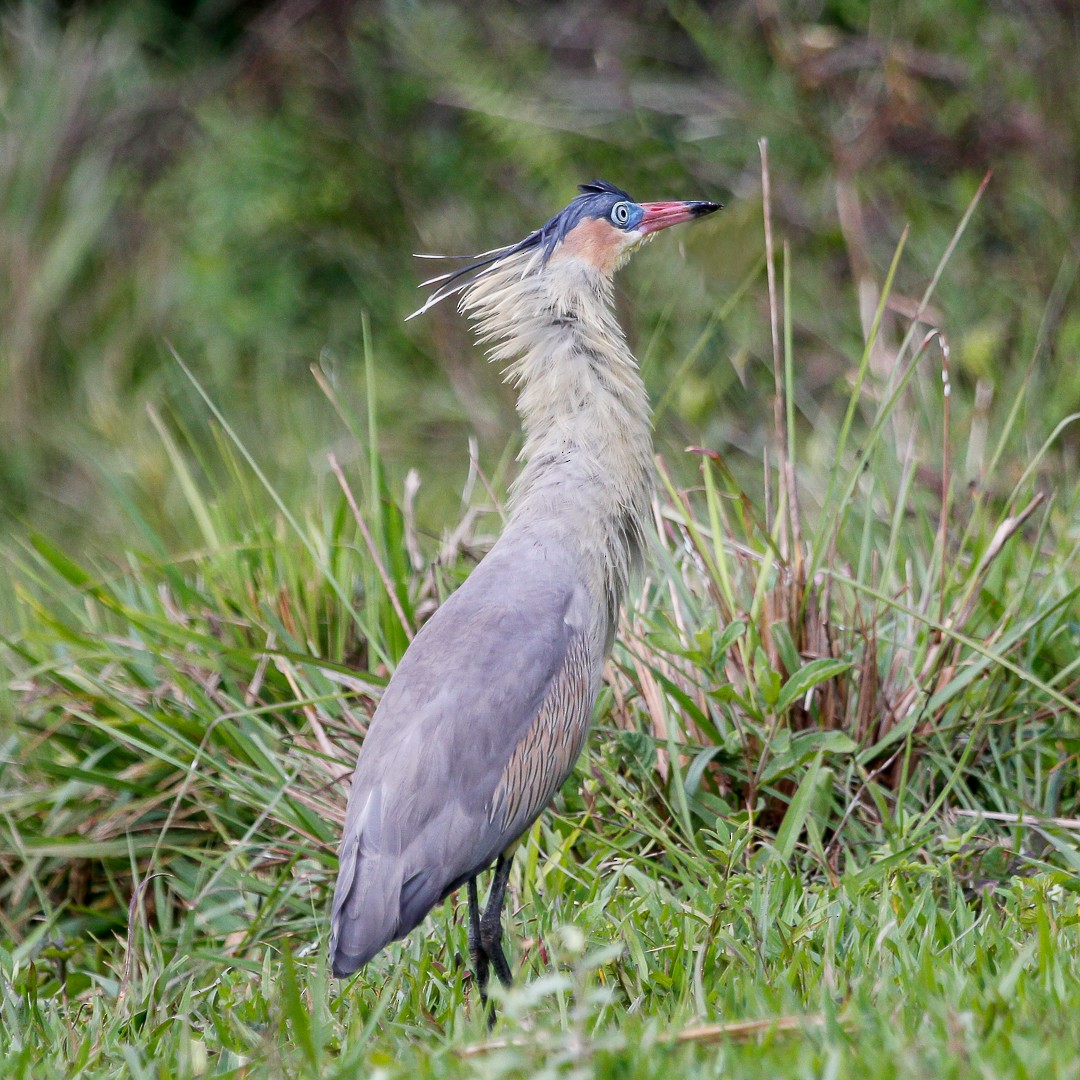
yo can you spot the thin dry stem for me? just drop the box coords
[457,1012,834,1057]
[951,809,1080,832]
[328,451,414,641]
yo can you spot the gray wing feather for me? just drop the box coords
[330,536,602,977]
[488,631,594,841]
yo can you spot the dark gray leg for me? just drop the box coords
[479,854,514,992]
[467,876,490,1005]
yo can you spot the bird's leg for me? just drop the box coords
[479,854,514,992]
[467,876,490,1008]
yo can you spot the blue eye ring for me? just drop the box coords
[610,201,633,228]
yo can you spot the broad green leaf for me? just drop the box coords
[773,750,824,864]
[777,658,853,713]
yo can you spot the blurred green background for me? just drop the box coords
[1,0,1077,550]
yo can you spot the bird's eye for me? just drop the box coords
[610,202,632,228]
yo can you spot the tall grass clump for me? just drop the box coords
[594,157,1079,872]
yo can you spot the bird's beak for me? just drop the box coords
[638,200,722,236]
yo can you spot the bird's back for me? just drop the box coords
[330,524,607,977]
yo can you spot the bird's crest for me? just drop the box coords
[407,180,637,321]
[575,179,633,199]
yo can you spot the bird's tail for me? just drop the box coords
[329,787,403,978]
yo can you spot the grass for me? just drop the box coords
[3,151,1080,1076]
[4,850,1080,1077]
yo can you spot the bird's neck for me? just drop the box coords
[463,255,654,617]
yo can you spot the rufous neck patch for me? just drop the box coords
[550,217,631,275]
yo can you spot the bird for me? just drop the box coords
[330,179,720,1015]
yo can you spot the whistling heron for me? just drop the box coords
[330,180,719,1012]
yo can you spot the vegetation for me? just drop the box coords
[1,1,1078,1076]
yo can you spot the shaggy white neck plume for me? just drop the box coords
[461,248,654,618]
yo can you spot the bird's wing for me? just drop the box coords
[330,539,602,975]
[485,626,595,846]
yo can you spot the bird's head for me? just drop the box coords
[543,179,721,276]
[409,180,721,320]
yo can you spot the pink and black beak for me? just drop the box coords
[638,199,722,236]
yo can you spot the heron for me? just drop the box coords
[330,180,720,1014]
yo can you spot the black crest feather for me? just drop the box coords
[577,179,634,201]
